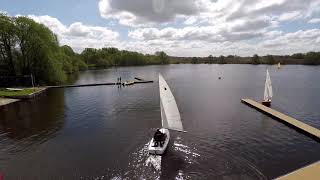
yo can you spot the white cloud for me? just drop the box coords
[99,0,200,27]
[26,13,320,57]
[98,0,318,27]
[308,18,320,23]
[262,29,320,51]
[278,11,302,21]
[127,27,320,57]
[129,26,224,42]
[27,15,119,52]
[184,16,197,25]
[16,0,320,57]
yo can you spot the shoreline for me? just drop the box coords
[0,88,48,107]
[0,98,20,107]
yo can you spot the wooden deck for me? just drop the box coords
[241,99,320,139]
[47,82,116,88]
[276,161,320,180]
[0,98,19,107]
[47,80,154,88]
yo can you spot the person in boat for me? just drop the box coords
[153,129,166,147]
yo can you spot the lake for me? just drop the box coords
[0,64,319,179]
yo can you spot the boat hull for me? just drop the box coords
[148,128,170,155]
[261,101,271,107]
[123,81,135,86]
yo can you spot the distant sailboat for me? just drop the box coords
[148,74,184,155]
[262,69,273,107]
[278,62,281,69]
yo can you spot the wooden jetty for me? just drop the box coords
[0,98,20,107]
[133,80,153,84]
[47,80,154,89]
[276,161,320,180]
[241,99,320,139]
[134,77,144,81]
[48,82,116,88]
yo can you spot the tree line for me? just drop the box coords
[0,13,87,85]
[0,13,169,85]
[80,48,169,68]
[171,52,320,65]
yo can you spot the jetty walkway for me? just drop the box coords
[241,99,320,139]
[47,80,154,88]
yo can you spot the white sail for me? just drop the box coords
[264,69,273,101]
[159,74,183,132]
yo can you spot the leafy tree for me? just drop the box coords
[291,53,304,59]
[156,51,169,64]
[218,55,225,64]
[0,14,89,85]
[0,13,17,75]
[252,54,259,64]
[191,57,198,64]
[305,52,320,65]
[266,55,275,64]
[208,55,213,64]
[14,16,66,84]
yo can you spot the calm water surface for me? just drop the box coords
[0,64,319,179]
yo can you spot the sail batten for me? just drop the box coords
[264,69,273,102]
[159,74,183,132]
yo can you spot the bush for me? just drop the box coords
[252,54,259,64]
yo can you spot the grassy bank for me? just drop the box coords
[0,88,44,98]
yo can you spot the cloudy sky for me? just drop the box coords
[2,0,320,56]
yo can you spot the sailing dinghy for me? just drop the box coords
[278,62,281,69]
[148,74,184,155]
[261,69,273,107]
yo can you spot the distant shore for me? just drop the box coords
[169,53,320,65]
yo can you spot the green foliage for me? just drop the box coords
[218,55,225,64]
[155,51,169,64]
[0,13,17,75]
[291,53,304,59]
[191,57,198,64]
[305,52,320,65]
[0,87,44,97]
[266,55,275,64]
[80,48,168,67]
[0,14,86,85]
[252,54,260,64]
[208,55,214,64]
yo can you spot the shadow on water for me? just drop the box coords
[0,89,65,152]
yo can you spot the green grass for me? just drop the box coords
[0,88,44,97]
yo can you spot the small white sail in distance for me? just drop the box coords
[159,74,184,132]
[264,69,273,102]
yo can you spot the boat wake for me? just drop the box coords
[173,137,200,165]
[121,141,162,179]
[145,155,162,171]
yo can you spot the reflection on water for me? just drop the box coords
[0,65,319,179]
[0,89,65,153]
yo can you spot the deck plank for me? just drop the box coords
[276,161,320,180]
[241,99,320,139]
